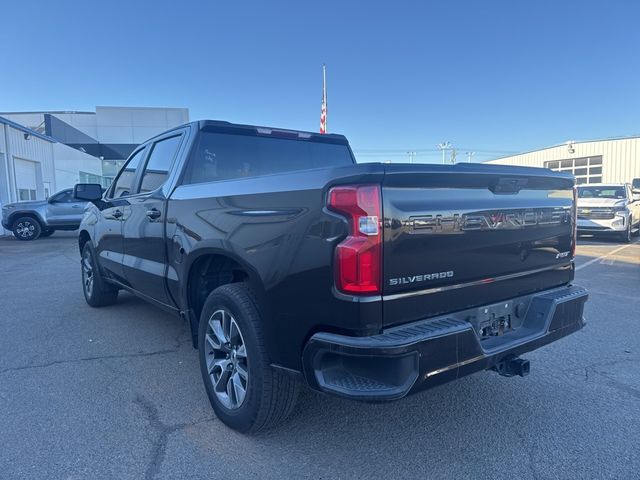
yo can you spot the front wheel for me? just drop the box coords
[198,283,299,433]
[81,243,118,307]
[620,221,632,243]
[12,216,41,241]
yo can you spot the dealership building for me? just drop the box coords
[0,116,103,202]
[0,106,189,235]
[1,106,189,186]
[485,135,640,185]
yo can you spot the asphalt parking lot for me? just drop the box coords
[0,232,638,480]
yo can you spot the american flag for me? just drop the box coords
[320,64,327,134]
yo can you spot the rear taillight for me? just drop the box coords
[327,184,382,295]
[571,185,578,257]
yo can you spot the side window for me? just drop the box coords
[110,148,145,198]
[51,190,74,203]
[187,133,258,184]
[139,135,182,194]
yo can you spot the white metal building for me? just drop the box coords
[485,136,640,185]
[0,117,103,233]
[0,106,189,184]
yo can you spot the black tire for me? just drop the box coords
[198,283,299,433]
[620,221,632,243]
[12,216,41,241]
[81,242,118,307]
[40,228,55,238]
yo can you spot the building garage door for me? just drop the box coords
[14,158,38,201]
[544,156,603,185]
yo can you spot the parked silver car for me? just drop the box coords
[1,188,90,241]
[577,182,640,243]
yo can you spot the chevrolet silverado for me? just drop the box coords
[74,120,588,432]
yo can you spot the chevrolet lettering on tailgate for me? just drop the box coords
[410,207,569,233]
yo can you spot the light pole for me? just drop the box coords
[466,151,475,163]
[437,142,452,165]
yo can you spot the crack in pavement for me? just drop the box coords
[0,348,180,376]
[584,358,640,400]
[134,395,215,480]
[518,431,541,480]
[564,357,640,400]
[0,316,193,377]
[564,357,639,377]
[589,370,640,400]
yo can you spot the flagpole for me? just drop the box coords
[323,64,327,133]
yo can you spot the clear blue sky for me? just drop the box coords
[1,0,639,162]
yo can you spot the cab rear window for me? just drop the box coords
[185,132,353,184]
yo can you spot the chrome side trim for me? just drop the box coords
[383,264,572,302]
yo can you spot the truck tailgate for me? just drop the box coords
[381,163,575,327]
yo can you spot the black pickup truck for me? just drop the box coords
[74,120,588,432]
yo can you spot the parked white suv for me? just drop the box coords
[577,182,640,243]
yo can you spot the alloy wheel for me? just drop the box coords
[16,220,35,239]
[204,309,248,409]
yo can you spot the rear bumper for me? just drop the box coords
[302,285,588,401]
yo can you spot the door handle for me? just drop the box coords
[146,208,161,219]
[112,209,123,219]
[71,205,81,209]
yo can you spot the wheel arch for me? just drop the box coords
[8,211,45,228]
[183,248,267,346]
[78,230,91,255]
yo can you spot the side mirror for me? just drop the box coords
[74,183,103,201]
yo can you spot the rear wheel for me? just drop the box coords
[198,283,299,433]
[12,216,41,241]
[81,243,118,307]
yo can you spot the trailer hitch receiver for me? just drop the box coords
[492,356,530,377]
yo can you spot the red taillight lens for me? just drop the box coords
[327,185,382,294]
[571,185,578,257]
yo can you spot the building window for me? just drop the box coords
[18,189,37,201]
[544,156,603,184]
[101,160,126,178]
[79,171,107,187]
[101,159,125,188]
